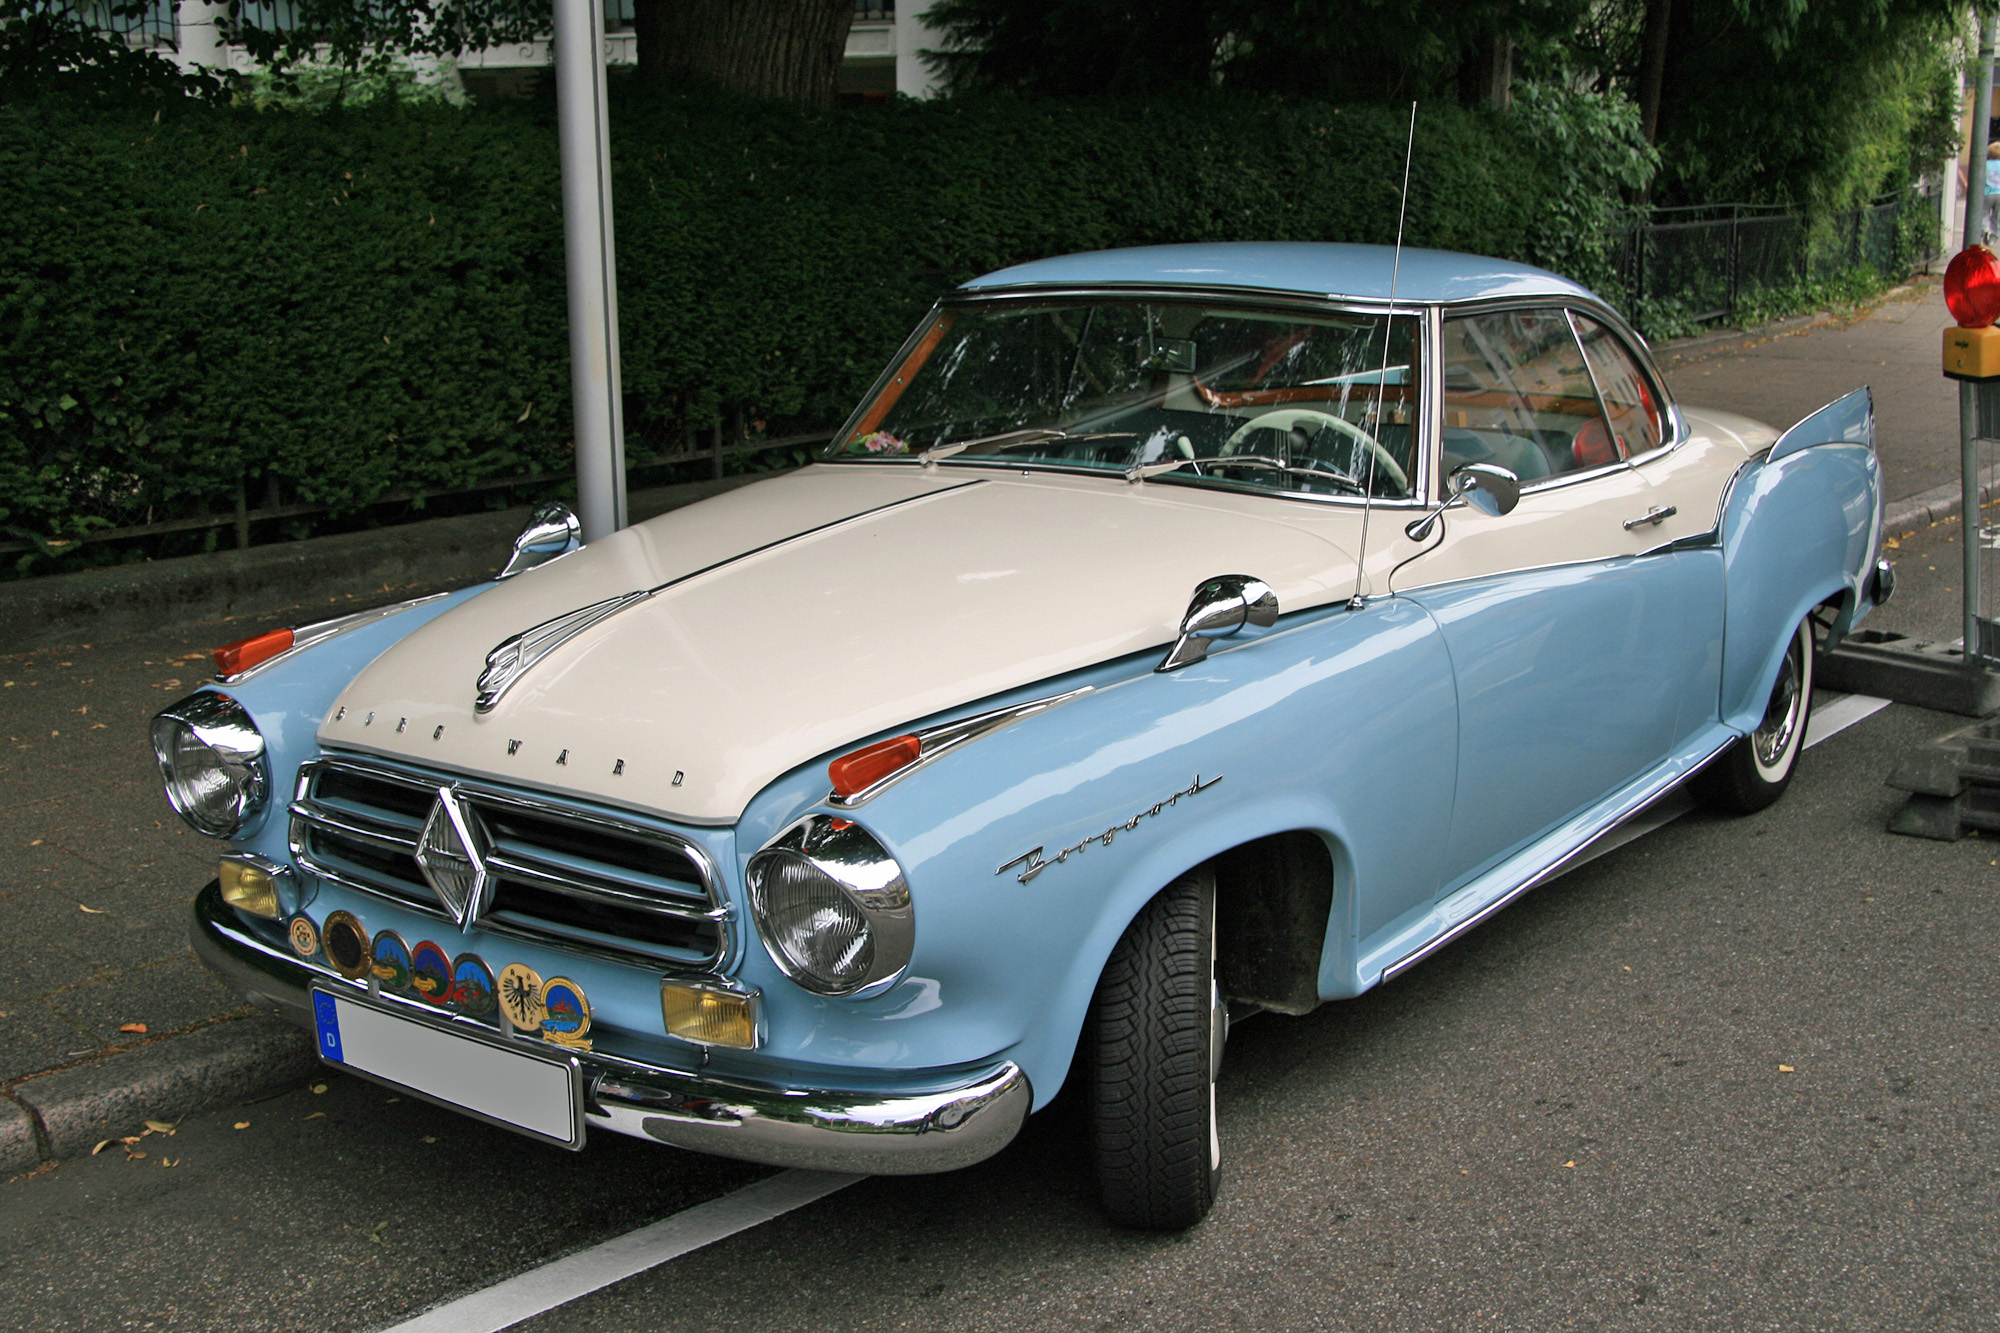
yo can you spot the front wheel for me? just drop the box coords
[1696,614,1815,814]
[1088,867,1223,1230]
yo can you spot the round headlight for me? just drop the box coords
[747,816,912,997]
[150,692,268,837]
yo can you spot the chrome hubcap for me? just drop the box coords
[1753,634,1805,768]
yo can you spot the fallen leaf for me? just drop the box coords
[78,905,105,914]
[143,1120,175,1134]
[306,1112,326,1120]
[91,1139,115,1155]
[28,839,41,846]
[369,1220,389,1244]
[127,1151,147,1161]
[1779,1064,1795,1073]
[421,1136,436,1144]
[159,1158,178,1168]
[119,1023,148,1035]
[311,1082,327,1094]
[1622,966,1631,972]
[234,1122,250,1130]
[1563,1160,1576,1168]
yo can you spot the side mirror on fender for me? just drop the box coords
[1156,575,1280,672]
[498,501,583,579]
[1404,463,1521,543]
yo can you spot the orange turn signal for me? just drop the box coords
[828,734,922,799]
[214,628,294,677]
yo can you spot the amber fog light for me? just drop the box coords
[660,981,760,1049]
[218,854,284,919]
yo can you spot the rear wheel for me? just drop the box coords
[1088,867,1222,1230]
[1696,614,1815,814]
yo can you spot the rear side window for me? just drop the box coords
[1439,309,1616,483]
[1573,314,1666,460]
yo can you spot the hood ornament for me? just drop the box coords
[475,589,651,713]
[414,788,494,926]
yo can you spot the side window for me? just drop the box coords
[1439,309,1616,484]
[1573,314,1666,459]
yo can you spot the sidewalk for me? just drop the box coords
[0,284,1978,1174]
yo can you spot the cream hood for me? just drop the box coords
[320,465,1364,822]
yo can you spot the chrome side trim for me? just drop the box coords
[218,594,453,686]
[1381,730,1737,983]
[473,481,989,713]
[189,881,1029,1176]
[827,686,1094,808]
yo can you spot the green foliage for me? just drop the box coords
[0,3,227,105]
[0,89,1650,566]
[237,56,471,111]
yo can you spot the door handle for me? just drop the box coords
[1623,504,1677,531]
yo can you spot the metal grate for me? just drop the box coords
[290,757,727,969]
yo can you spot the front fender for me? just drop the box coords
[737,596,1457,1109]
[1720,440,1880,731]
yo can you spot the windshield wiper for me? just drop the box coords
[917,428,1136,467]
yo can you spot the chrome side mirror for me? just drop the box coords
[497,501,582,579]
[1157,575,1279,672]
[1404,464,1521,542]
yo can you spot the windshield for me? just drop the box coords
[828,299,1422,500]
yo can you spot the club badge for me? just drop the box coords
[498,962,546,1032]
[410,940,452,1005]
[369,931,412,992]
[288,914,320,959]
[450,953,498,1018]
[538,977,592,1051]
[323,911,370,980]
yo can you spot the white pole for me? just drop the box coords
[554,0,628,541]
[1965,14,1998,664]
[174,0,225,72]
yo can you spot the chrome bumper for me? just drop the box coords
[190,882,1030,1174]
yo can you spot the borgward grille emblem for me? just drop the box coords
[414,788,492,927]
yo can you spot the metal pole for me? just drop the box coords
[554,0,627,542]
[1965,15,2000,663]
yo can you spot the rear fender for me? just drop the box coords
[1720,411,1880,730]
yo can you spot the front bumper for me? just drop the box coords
[190,881,1029,1174]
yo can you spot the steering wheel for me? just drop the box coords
[1222,409,1409,494]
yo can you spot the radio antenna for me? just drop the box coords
[1348,101,1418,612]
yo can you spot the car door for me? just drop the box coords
[1400,305,1725,894]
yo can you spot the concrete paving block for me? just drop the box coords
[0,1096,45,1174]
[11,1014,317,1159]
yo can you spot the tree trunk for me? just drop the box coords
[1636,0,1672,144]
[630,0,857,105]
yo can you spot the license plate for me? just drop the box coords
[311,986,584,1149]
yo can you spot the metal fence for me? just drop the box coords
[1608,194,1936,324]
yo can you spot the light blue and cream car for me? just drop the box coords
[158,243,1889,1229]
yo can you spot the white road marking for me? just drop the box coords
[1804,692,1892,749]
[379,1169,861,1333]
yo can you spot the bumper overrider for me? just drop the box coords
[190,881,1030,1174]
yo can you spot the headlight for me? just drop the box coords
[746,815,913,997]
[150,692,269,837]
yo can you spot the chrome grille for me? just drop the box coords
[290,758,726,969]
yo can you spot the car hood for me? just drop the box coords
[321,465,1362,822]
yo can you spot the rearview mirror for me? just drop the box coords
[1157,575,1279,672]
[1404,464,1521,542]
[498,501,583,579]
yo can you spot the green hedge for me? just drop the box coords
[0,90,1644,566]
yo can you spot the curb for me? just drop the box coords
[2,1012,316,1171]
[0,472,767,654]
[1882,463,2000,536]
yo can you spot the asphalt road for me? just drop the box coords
[1,513,1993,1332]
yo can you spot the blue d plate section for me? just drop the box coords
[313,989,343,1063]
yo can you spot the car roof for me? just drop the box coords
[959,242,1598,306]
